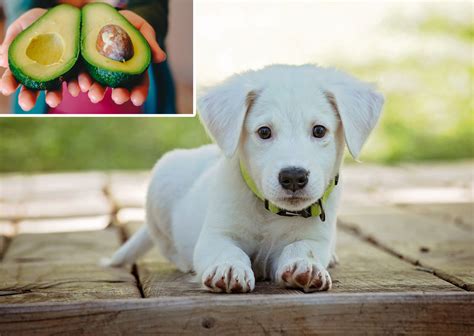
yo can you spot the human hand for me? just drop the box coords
[0,7,166,111]
[0,8,53,111]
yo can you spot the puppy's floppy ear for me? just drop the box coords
[324,79,384,159]
[198,74,257,157]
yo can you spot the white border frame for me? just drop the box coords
[0,0,196,119]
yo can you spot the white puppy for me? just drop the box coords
[107,64,384,293]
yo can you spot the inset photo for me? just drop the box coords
[0,0,193,115]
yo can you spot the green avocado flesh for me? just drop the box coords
[9,5,81,91]
[81,3,151,88]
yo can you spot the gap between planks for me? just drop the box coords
[0,235,10,261]
[107,182,146,299]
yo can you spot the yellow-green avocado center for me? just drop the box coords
[26,33,65,66]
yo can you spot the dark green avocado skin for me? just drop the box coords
[9,58,79,91]
[84,61,145,89]
[9,60,61,90]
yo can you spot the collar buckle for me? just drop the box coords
[278,208,312,218]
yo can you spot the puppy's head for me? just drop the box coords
[198,65,384,211]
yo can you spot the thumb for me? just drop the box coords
[0,8,48,68]
[0,23,23,68]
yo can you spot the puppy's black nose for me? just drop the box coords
[279,167,309,192]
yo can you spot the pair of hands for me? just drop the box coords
[0,7,166,111]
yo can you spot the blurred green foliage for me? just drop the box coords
[0,7,472,173]
[0,118,210,172]
[342,9,473,163]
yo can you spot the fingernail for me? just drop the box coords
[131,97,141,106]
[79,82,88,93]
[20,104,31,112]
[89,93,97,104]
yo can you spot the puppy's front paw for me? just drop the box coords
[276,259,332,292]
[202,262,255,293]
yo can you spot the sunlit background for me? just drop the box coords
[195,0,473,163]
[0,0,472,172]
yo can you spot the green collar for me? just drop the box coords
[240,161,338,221]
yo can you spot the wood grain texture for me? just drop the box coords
[0,293,472,335]
[15,215,110,234]
[340,162,473,207]
[400,161,474,188]
[0,172,107,202]
[107,172,149,209]
[0,191,112,220]
[0,228,141,303]
[3,229,119,263]
[0,262,140,303]
[331,230,461,293]
[339,210,474,291]
[399,203,473,231]
[122,221,460,297]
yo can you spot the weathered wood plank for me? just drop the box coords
[331,230,461,293]
[122,221,460,297]
[0,227,141,303]
[343,161,473,191]
[400,161,474,188]
[4,228,119,263]
[0,263,140,303]
[0,172,107,202]
[16,215,110,234]
[0,293,472,335]
[116,208,145,226]
[107,172,148,209]
[339,210,474,291]
[341,162,473,206]
[398,203,473,231]
[0,220,16,236]
[0,191,112,220]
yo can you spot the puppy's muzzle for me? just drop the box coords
[278,167,309,192]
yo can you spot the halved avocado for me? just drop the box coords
[9,5,81,91]
[81,3,151,88]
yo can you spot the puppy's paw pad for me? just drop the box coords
[277,259,332,292]
[202,262,255,293]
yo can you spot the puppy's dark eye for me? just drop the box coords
[312,125,327,138]
[257,126,272,140]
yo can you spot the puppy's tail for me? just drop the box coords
[101,225,153,267]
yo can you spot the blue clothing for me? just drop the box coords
[6,0,176,114]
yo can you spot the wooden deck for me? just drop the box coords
[0,162,473,334]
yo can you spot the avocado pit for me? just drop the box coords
[96,24,134,62]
